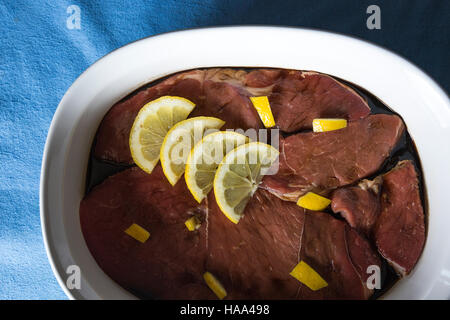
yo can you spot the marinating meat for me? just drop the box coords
[80,166,212,299]
[81,67,426,300]
[297,211,380,300]
[81,176,381,299]
[248,70,370,132]
[374,161,426,276]
[262,114,404,201]
[331,177,382,236]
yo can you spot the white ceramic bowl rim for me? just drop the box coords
[40,26,450,300]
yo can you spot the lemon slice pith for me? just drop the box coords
[160,117,225,186]
[185,131,249,203]
[213,142,279,224]
[129,96,196,174]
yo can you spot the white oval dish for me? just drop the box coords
[40,26,450,300]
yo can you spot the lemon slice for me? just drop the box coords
[160,117,225,185]
[185,131,249,203]
[213,142,279,224]
[312,118,347,132]
[129,96,196,174]
[250,96,276,128]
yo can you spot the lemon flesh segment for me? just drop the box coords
[185,216,201,231]
[312,118,347,132]
[290,261,328,291]
[185,131,249,203]
[203,272,227,299]
[297,192,331,211]
[214,142,279,224]
[124,223,150,243]
[129,96,196,174]
[160,117,225,186]
[250,96,276,128]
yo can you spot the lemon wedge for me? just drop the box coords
[160,117,225,185]
[312,118,347,132]
[250,96,276,128]
[290,261,328,291]
[185,131,249,203]
[213,142,279,224]
[185,216,201,231]
[203,272,227,299]
[129,96,196,174]
[124,223,150,243]
[297,192,331,211]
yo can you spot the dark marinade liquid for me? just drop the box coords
[84,68,427,300]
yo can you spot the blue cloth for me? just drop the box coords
[0,0,448,300]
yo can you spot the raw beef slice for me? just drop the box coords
[331,177,382,236]
[81,170,381,299]
[331,160,425,276]
[205,189,305,299]
[262,114,405,201]
[205,190,380,299]
[94,70,205,164]
[263,70,370,132]
[297,211,381,300]
[79,165,214,299]
[94,69,265,164]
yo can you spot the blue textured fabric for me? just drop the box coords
[0,0,448,300]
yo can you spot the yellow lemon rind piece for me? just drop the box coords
[124,223,150,243]
[250,96,276,128]
[312,118,347,133]
[185,216,201,231]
